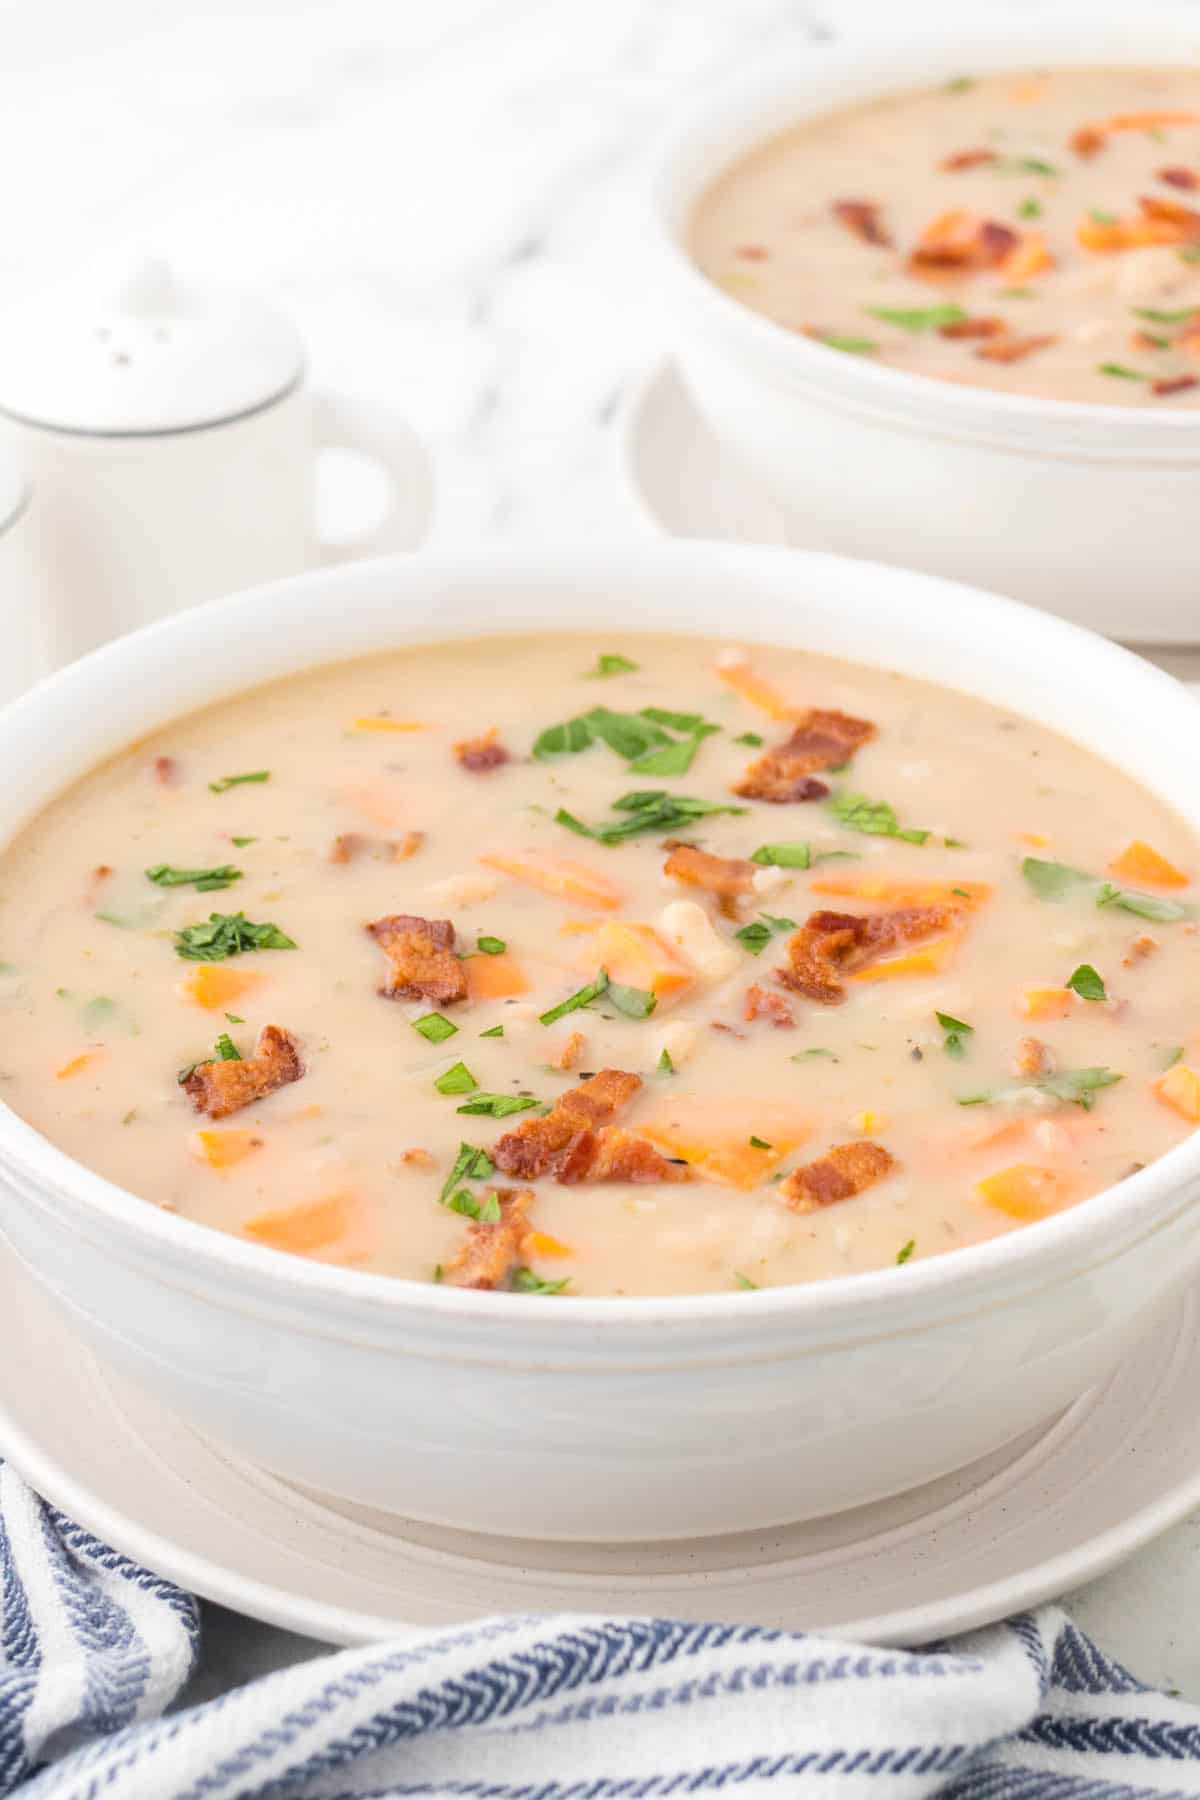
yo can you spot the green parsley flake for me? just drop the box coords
[224,1012,245,1024]
[231,836,257,848]
[791,1048,837,1062]
[213,1033,242,1062]
[556,791,745,846]
[208,771,270,794]
[1098,362,1147,380]
[479,1024,504,1039]
[829,789,929,844]
[657,1048,675,1075]
[511,1268,571,1295]
[943,75,974,92]
[607,982,657,1020]
[958,1067,1123,1112]
[533,706,719,777]
[734,732,764,747]
[748,1135,772,1150]
[414,1012,458,1044]
[440,1143,494,1205]
[434,1061,477,1097]
[540,969,610,1026]
[446,1189,501,1222]
[896,1240,915,1265]
[821,334,878,355]
[936,1011,973,1059]
[586,654,638,678]
[1158,1046,1185,1070]
[1022,857,1193,922]
[735,913,796,957]
[867,304,966,334]
[477,935,506,956]
[173,913,297,961]
[146,863,242,892]
[457,1093,542,1117]
[733,1271,759,1290]
[1066,963,1107,1002]
[1018,196,1042,219]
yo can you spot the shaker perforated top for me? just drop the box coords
[0,261,305,436]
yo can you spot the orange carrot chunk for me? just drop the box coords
[1154,1064,1200,1122]
[977,1163,1072,1221]
[481,848,624,911]
[1109,841,1189,889]
[243,1192,357,1255]
[466,951,530,1001]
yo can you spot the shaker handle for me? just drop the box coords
[311,388,434,562]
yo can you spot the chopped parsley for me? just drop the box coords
[208,771,270,794]
[748,1135,772,1150]
[607,982,657,1020]
[146,863,242,892]
[1158,1046,1185,1070]
[866,304,966,333]
[750,841,858,869]
[440,1142,494,1204]
[657,1048,675,1075]
[213,1033,242,1062]
[734,732,764,747]
[511,1267,571,1295]
[820,333,878,355]
[231,836,257,848]
[1018,196,1042,219]
[1090,208,1118,225]
[733,1271,759,1290]
[896,1240,916,1265]
[791,1047,837,1062]
[224,1012,245,1024]
[1098,362,1147,381]
[556,790,746,846]
[995,155,1059,176]
[829,789,929,844]
[1096,881,1192,923]
[476,935,506,956]
[173,913,297,961]
[1180,246,1200,263]
[1022,857,1192,922]
[413,1012,458,1044]
[936,1010,974,1059]
[457,1093,542,1117]
[479,1024,504,1039]
[735,913,796,956]
[540,969,610,1026]
[958,1066,1123,1112]
[1066,963,1107,1002]
[533,705,719,777]
[446,1189,501,1222]
[434,1061,477,1097]
[586,653,638,678]
[943,75,974,93]
[1021,857,1094,902]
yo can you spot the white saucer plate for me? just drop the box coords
[4,1240,1200,1649]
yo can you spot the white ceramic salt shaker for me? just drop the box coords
[0,261,427,664]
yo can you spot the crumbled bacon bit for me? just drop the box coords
[663,843,757,901]
[153,756,179,786]
[366,913,468,1004]
[1139,193,1200,240]
[1070,124,1105,158]
[780,1141,895,1213]
[1159,166,1199,192]
[1123,933,1159,967]
[974,333,1058,364]
[442,1188,532,1290]
[332,831,424,864]
[778,905,961,1005]
[557,1126,691,1186]
[1013,1036,1054,1078]
[330,833,363,864]
[94,864,113,880]
[744,985,795,1028]
[399,1148,435,1167]
[940,148,998,171]
[910,211,1018,275]
[550,1030,586,1072]
[735,243,769,260]
[454,729,510,774]
[710,1022,747,1039]
[182,1025,303,1120]
[492,1069,642,1181]
[939,316,1005,339]
[832,199,892,248]
[1152,374,1200,398]
[733,709,876,805]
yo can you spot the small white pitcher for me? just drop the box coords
[0,261,429,667]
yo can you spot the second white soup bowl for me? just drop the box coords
[0,543,1198,1542]
[650,21,1200,641]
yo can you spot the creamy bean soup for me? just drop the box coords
[690,67,1200,404]
[1,634,1198,1297]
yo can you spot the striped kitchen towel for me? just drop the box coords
[4,1460,1200,1798]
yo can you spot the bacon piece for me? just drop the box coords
[735,243,769,261]
[733,709,876,805]
[663,843,757,901]
[1139,193,1200,240]
[744,985,795,1028]
[550,1031,586,1073]
[910,210,1018,275]
[492,1069,641,1180]
[442,1188,532,1290]
[153,755,179,787]
[940,148,998,171]
[1123,933,1159,967]
[1012,1036,1054,1079]
[332,831,424,865]
[778,905,961,1004]
[832,200,892,247]
[557,1126,692,1186]
[1159,166,1199,191]
[367,913,467,1004]
[710,1021,747,1039]
[974,333,1057,364]
[399,1148,435,1168]
[939,316,1005,339]
[780,1141,895,1213]
[1153,374,1200,398]
[454,729,510,774]
[182,1025,303,1120]
[1070,123,1105,157]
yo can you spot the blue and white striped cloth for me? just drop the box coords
[4,1460,1200,1799]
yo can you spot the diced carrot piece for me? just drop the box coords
[812,874,991,908]
[1154,1064,1200,1122]
[639,1099,810,1190]
[999,232,1053,281]
[1018,831,1050,848]
[1106,110,1200,133]
[525,1230,574,1259]
[559,919,600,936]
[977,1163,1072,1220]
[242,1192,356,1256]
[55,1051,102,1080]
[1020,987,1075,1021]
[714,657,803,721]
[190,1128,262,1169]
[585,922,695,1004]
[1009,77,1048,104]
[178,965,266,1011]
[340,782,407,830]
[850,931,963,982]
[481,848,624,911]
[466,951,530,1000]
[351,717,426,732]
[1110,840,1189,889]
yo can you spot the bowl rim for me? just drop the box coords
[648,17,1200,439]
[2,539,1198,1332]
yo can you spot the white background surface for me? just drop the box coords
[6,0,1200,1704]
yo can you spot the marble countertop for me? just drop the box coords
[7,0,1200,1710]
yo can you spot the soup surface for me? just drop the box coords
[690,67,1200,404]
[1,633,1197,1297]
